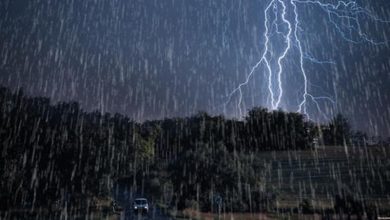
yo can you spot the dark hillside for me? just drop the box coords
[0,86,367,213]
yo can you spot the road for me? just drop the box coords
[112,184,174,220]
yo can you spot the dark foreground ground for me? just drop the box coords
[1,191,172,220]
[0,207,172,220]
[1,146,389,219]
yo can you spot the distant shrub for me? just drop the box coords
[299,199,314,214]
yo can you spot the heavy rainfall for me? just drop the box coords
[0,0,390,219]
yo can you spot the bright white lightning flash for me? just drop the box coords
[226,0,389,119]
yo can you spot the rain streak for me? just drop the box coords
[0,0,389,219]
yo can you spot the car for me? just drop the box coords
[133,198,149,214]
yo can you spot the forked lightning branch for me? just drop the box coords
[226,0,389,119]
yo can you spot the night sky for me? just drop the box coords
[0,0,389,137]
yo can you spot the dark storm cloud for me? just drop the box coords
[0,0,261,116]
[0,0,389,136]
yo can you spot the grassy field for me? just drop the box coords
[170,145,390,219]
[259,145,390,206]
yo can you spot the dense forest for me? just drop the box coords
[0,86,371,212]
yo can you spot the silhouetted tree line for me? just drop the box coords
[0,86,358,211]
[0,87,141,210]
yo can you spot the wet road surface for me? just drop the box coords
[113,184,173,220]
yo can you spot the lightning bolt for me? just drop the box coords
[226,0,389,119]
[225,0,274,117]
[275,0,292,110]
